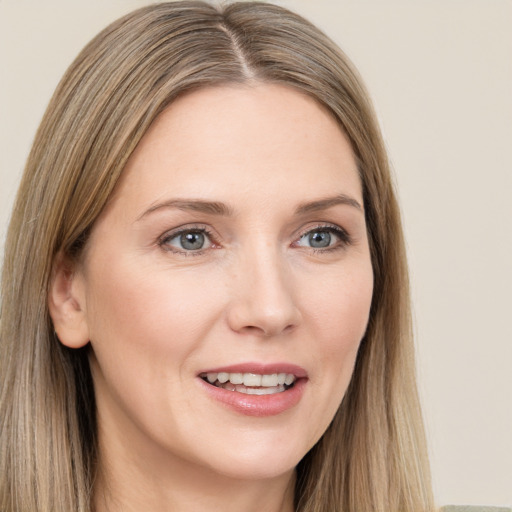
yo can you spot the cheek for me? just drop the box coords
[301,261,373,417]
[305,261,373,349]
[83,257,226,372]
[83,258,230,445]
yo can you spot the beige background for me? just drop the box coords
[1,0,511,507]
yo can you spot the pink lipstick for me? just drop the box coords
[197,362,308,417]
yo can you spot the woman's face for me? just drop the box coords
[72,84,373,481]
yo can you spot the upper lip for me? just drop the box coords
[198,362,308,378]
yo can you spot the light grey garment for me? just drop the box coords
[441,507,512,512]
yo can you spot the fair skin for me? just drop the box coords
[50,84,373,512]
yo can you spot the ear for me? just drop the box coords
[48,252,90,348]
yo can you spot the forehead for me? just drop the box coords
[113,83,362,213]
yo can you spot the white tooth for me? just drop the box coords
[217,372,229,383]
[277,373,286,385]
[243,373,262,386]
[245,385,285,395]
[206,372,218,383]
[235,385,248,394]
[261,374,278,387]
[229,373,243,384]
[284,374,295,385]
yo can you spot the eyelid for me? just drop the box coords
[293,223,352,250]
[157,222,352,255]
[158,224,219,254]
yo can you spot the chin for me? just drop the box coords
[190,429,311,482]
[206,454,298,482]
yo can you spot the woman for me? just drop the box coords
[0,2,434,511]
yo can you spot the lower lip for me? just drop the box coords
[198,377,307,417]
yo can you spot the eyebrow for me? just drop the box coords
[138,193,362,221]
[295,194,363,214]
[138,199,234,220]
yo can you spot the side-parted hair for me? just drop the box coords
[0,2,434,511]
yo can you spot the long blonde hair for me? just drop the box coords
[0,2,434,511]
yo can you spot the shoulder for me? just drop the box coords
[441,507,512,512]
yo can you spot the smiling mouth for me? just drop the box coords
[199,372,297,395]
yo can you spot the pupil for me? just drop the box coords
[309,231,331,248]
[180,232,204,250]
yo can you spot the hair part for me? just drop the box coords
[1,2,434,511]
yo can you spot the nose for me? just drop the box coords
[226,245,301,338]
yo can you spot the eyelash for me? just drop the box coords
[158,223,352,255]
[295,224,352,253]
[158,225,218,256]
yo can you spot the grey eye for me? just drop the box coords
[180,232,205,250]
[165,230,212,251]
[308,231,332,248]
[295,226,350,251]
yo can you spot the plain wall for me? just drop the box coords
[1,0,511,507]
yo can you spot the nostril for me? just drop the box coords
[237,323,296,338]
[240,325,267,336]
[282,324,296,335]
